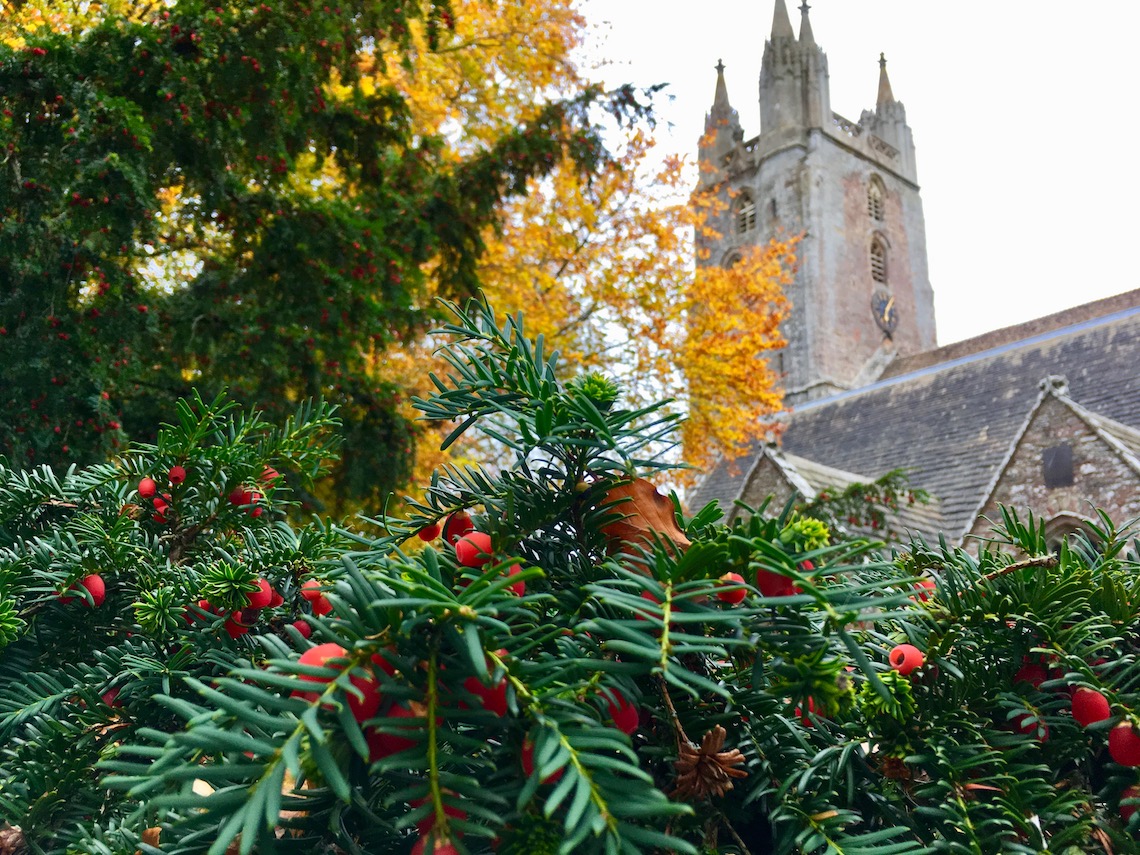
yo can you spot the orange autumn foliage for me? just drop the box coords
[364,0,795,488]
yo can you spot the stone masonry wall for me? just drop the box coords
[965,396,1140,546]
[734,457,797,523]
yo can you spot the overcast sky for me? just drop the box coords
[579,0,1140,345]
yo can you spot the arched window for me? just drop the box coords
[723,251,743,269]
[870,237,888,284]
[1044,514,1099,555]
[734,192,756,235]
[867,176,885,222]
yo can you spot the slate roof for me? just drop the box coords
[690,299,1140,543]
[767,450,944,538]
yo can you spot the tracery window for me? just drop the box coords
[867,176,885,222]
[734,192,756,235]
[870,237,887,283]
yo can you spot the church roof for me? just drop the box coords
[690,298,1140,543]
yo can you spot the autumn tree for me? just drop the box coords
[0,0,650,506]
[351,0,797,485]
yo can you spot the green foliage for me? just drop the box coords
[799,468,931,540]
[1,301,1139,855]
[0,0,653,509]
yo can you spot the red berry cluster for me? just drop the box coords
[891,643,1140,818]
[137,466,186,523]
[281,618,642,854]
[417,513,526,596]
[189,575,288,639]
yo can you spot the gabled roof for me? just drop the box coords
[689,301,1140,543]
[965,377,1140,537]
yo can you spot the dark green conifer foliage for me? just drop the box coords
[0,302,1139,854]
[0,0,650,507]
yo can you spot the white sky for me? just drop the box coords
[578,0,1140,345]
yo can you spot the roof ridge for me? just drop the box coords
[1058,396,1140,479]
[793,303,1140,413]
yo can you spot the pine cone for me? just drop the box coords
[671,725,748,800]
[0,825,28,855]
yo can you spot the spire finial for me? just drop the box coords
[710,59,733,117]
[770,0,795,40]
[876,52,896,108]
[798,0,815,46]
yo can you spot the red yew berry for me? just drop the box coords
[300,579,324,602]
[59,573,106,607]
[290,620,312,639]
[411,797,467,836]
[418,522,441,541]
[367,702,419,760]
[455,531,493,568]
[246,577,273,609]
[138,477,157,498]
[795,696,820,726]
[1013,660,1048,689]
[506,563,525,596]
[913,578,936,602]
[295,643,381,723]
[228,486,252,506]
[1110,723,1140,766]
[605,690,639,735]
[311,594,333,616]
[1122,784,1140,823]
[268,589,285,608]
[717,572,747,604]
[260,465,281,485]
[224,613,251,638]
[521,736,564,784]
[464,673,509,716]
[410,834,459,855]
[755,567,796,597]
[372,650,397,678]
[442,511,474,544]
[888,644,924,676]
[168,464,187,485]
[1071,688,1111,727]
[1013,712,1049,741]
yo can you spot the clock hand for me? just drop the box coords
[880,296,895,323]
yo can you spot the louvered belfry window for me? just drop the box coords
[735,193,756,235]
[868,179,884,222]
[870,238,887,283]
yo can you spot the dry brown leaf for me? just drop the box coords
[600,479,691,557]
[0,825,28,855]
[134,826,161,855]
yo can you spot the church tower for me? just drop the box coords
[698,1,936,404]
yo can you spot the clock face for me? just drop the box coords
[871,289,898,336]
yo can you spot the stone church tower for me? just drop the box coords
[698,0,937,403]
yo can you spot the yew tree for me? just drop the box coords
[0,0,649,504]
[3,301,1140,855]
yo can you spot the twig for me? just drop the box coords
[656,675,691,753]
[719,811,756,855]
[981,554,1057,583]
